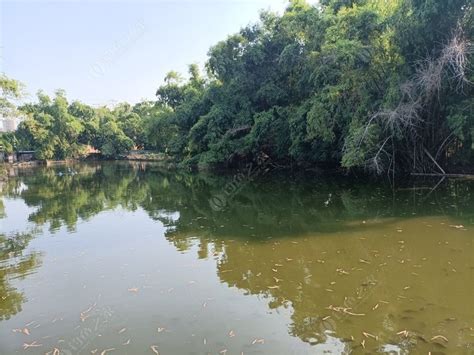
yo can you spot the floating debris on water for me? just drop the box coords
[363,331,378,340]
[431,335,448,343]
[22,341,42,350]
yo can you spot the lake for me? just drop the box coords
[0,162,473,354]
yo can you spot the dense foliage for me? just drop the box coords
[1,0,473,174]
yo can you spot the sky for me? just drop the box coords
[0,0,305,106]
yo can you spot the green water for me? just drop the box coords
[0,162,473,354]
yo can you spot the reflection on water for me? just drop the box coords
[0,162,473,354]
[0,232,41,321]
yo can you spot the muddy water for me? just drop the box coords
[0,162,473,354]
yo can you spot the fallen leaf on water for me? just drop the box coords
[373,304,379,311]
[150,345,160,354]
[267,285,280,289]
[81,303,96,315]
[286,258,293,262]
[91,350,98,354]
[322,316,331,321]
[361,340,366,349]
[22,341,42,350]
[272,268,278,272]
[23,328,30,335]
[252,338,265,345]
[397,330,409,337]
[80,302,97,322]
[345,310,365,316]
[229,330,235,337]
[203,338,207,345]
[118,328,126,334]
[219,349,227,354]
[100,348,115,355]
[273,277,283,283]
[157,327,165,333]
[431,335,448,343]
[363,332,378,340]
[328,305,366,316]
[359,259,371,264]
[45,348,60,355]
[122,339,131,345]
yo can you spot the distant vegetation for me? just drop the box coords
[1,0,473,175]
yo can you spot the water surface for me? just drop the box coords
[0,162,473,354]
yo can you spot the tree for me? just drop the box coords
[3,0,473,173]
[17,91,85,159]
[0,74,24,117]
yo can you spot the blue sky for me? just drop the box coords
[1,0,300,106]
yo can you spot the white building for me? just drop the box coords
[0,116,20,132]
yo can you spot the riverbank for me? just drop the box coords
[3,155,473,181]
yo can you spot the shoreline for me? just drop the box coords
[2,157,473,181]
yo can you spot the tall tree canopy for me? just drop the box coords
[3,0,473,175]
[145,0,473,174]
